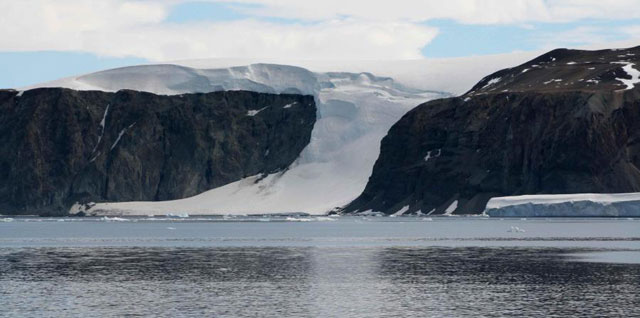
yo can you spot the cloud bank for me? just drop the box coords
[1,0,640,61]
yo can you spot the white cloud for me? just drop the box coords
[228,0,640,24]
[82,19,438,60]
[0,0,436,60]
[1,0,639,61]
[0,0,167,52]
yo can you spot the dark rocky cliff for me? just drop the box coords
[0,88,315,215]
[344,46,640,215]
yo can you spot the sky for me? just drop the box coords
[2,0,640,88]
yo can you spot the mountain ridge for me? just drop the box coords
[0,88,315,215]
[343,46,640,215]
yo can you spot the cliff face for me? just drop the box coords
[0,88,315,215]
[344,46,640,215]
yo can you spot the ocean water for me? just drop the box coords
[1,216,639,317]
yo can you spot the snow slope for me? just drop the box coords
[484,193,640,217]
[29,63,444,215]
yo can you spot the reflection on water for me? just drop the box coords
[1,246,639,317]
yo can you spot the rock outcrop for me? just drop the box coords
[0,88,315,215]
[344,46,640,215]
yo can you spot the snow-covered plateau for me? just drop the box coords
[484,193,640,217]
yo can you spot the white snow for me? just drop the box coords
[110,123,135,150]
[444,200,458,216]
[480,77,502,90]
[485,193,640,217]
[166,213,189,218]
[393,205,410,216]
[543,79,563,85]
[615,63,640,90]
[99,104,110,129]
[423,149,441,162]
[92,104,110,154]
[283,102,297,109]
[49,63,444,215]
[16,90,24,97]
[566,62,577,65]
[247,107,268,116]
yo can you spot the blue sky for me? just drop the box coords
[2,0,640,88]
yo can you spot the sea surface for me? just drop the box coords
[1,215,639,317]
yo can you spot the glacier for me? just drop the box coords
[484,193,640,217]
[29,63,445,215]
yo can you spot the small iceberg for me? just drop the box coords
[285,217,313,222]
[508,226,526,233]
[314,216,337,222]
[100,216,128,222]
[166,213,189,218]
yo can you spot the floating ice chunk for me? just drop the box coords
[566,62,577,65]
[285,217,312,222]
[314,216,337,221]
[166,213,189,218]
[1,218,14,222]
[166,227,176,230]
[100,216,128,222]
[508,226,526,233]
[247,107,268,116]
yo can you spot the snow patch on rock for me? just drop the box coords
[615,63,640,90]
[247,106,268,116]
[444,200,458,216]
[393,205,410,216]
